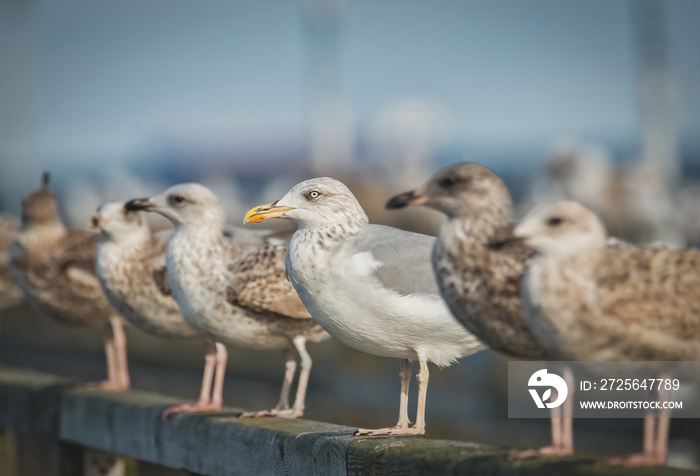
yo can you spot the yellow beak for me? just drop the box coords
[243,202,295,224]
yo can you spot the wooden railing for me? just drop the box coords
[0,366,695,476]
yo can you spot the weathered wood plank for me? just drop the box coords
[0,366,696,476]
[0,367,68,437]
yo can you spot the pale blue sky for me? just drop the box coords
[1,0,699,171]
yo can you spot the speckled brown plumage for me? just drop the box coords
[9,184,117,327]
[9,177,130,390]
[387,162,546,359]
[0,216,22,310]
[94,202,198,338]
[227,243,312,320]
[436,221,544,358]
[516,200,700,362]
[128,183,329,418]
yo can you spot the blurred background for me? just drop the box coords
[1,0,700,470]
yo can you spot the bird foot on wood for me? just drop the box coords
[161,401,221,420]
[76,380,129,392]
[239,408,303,419]
[354,426,425,436]
[608,453,665,466]
[509,445,573,459]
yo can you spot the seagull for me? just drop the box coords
[8,173,130,391]
[93,201,200,339]
[244,177,485,436]
[385,162,571,455]
[514,200,700,466]
[0,216,22,310]
[126,183,329,419]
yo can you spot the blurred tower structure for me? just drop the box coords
[634,0,678,177]
[0,0,42,214]
[301,0,354,175]
[367,99,454,187]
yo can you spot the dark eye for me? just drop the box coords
[308,190,321,200]
[170,195,185,205]
[438,176,467,188]
[547,217,563,227]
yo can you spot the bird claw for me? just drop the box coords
[239,408,303,419]
[354,427,425,437]
[509,446,573,459]
[270,408,303,419]
[608,453,665,466]
[76,380,129,392]
[160,401,221,420]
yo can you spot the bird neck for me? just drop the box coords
[537,247,602,281]
[440,208,509,249]
[17,221,67,253]
[314,221,364,244]
[170,224,228,270]
[99,226,153,259]
[175,221,225,244]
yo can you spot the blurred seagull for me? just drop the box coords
[9,174,130,391]
[244,177,485,436]
[514,200,700,466]
[127,184,329,418]
[0,216,22,310]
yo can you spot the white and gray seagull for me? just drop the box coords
[127,184,329,419]
[244,177,485,436]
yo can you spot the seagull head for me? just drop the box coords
[90,201,146,242]
[126,183,225,230]
[244,177,368,230]
[385,162,512,220]
[20,172,62,229]
[514,200,607,258]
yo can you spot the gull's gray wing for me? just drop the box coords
[348,224,439,297]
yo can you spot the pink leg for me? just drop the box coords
[396,359,412,429]
[560,366,574,454]
[356,358,424,436]
[279,336,312,419]
[242,347,299,418]
[609,386,669,466]
[111,317,130,390]
[209,342,228,409]
[276,350,297,411]
[104,325,118,385]
[162,339,220,419]
[609,415,660,466]
[79,319,127,391]
[655,396,671,465]
[511,366,575,459]
[644,413,657,456]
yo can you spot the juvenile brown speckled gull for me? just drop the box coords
[386,162,569,455]
[387,163,640,456]
[127,183,329,419]
[8,173,130,391]
[245,177,485,436]
[515,200,700,466]
[94,202,201,338]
